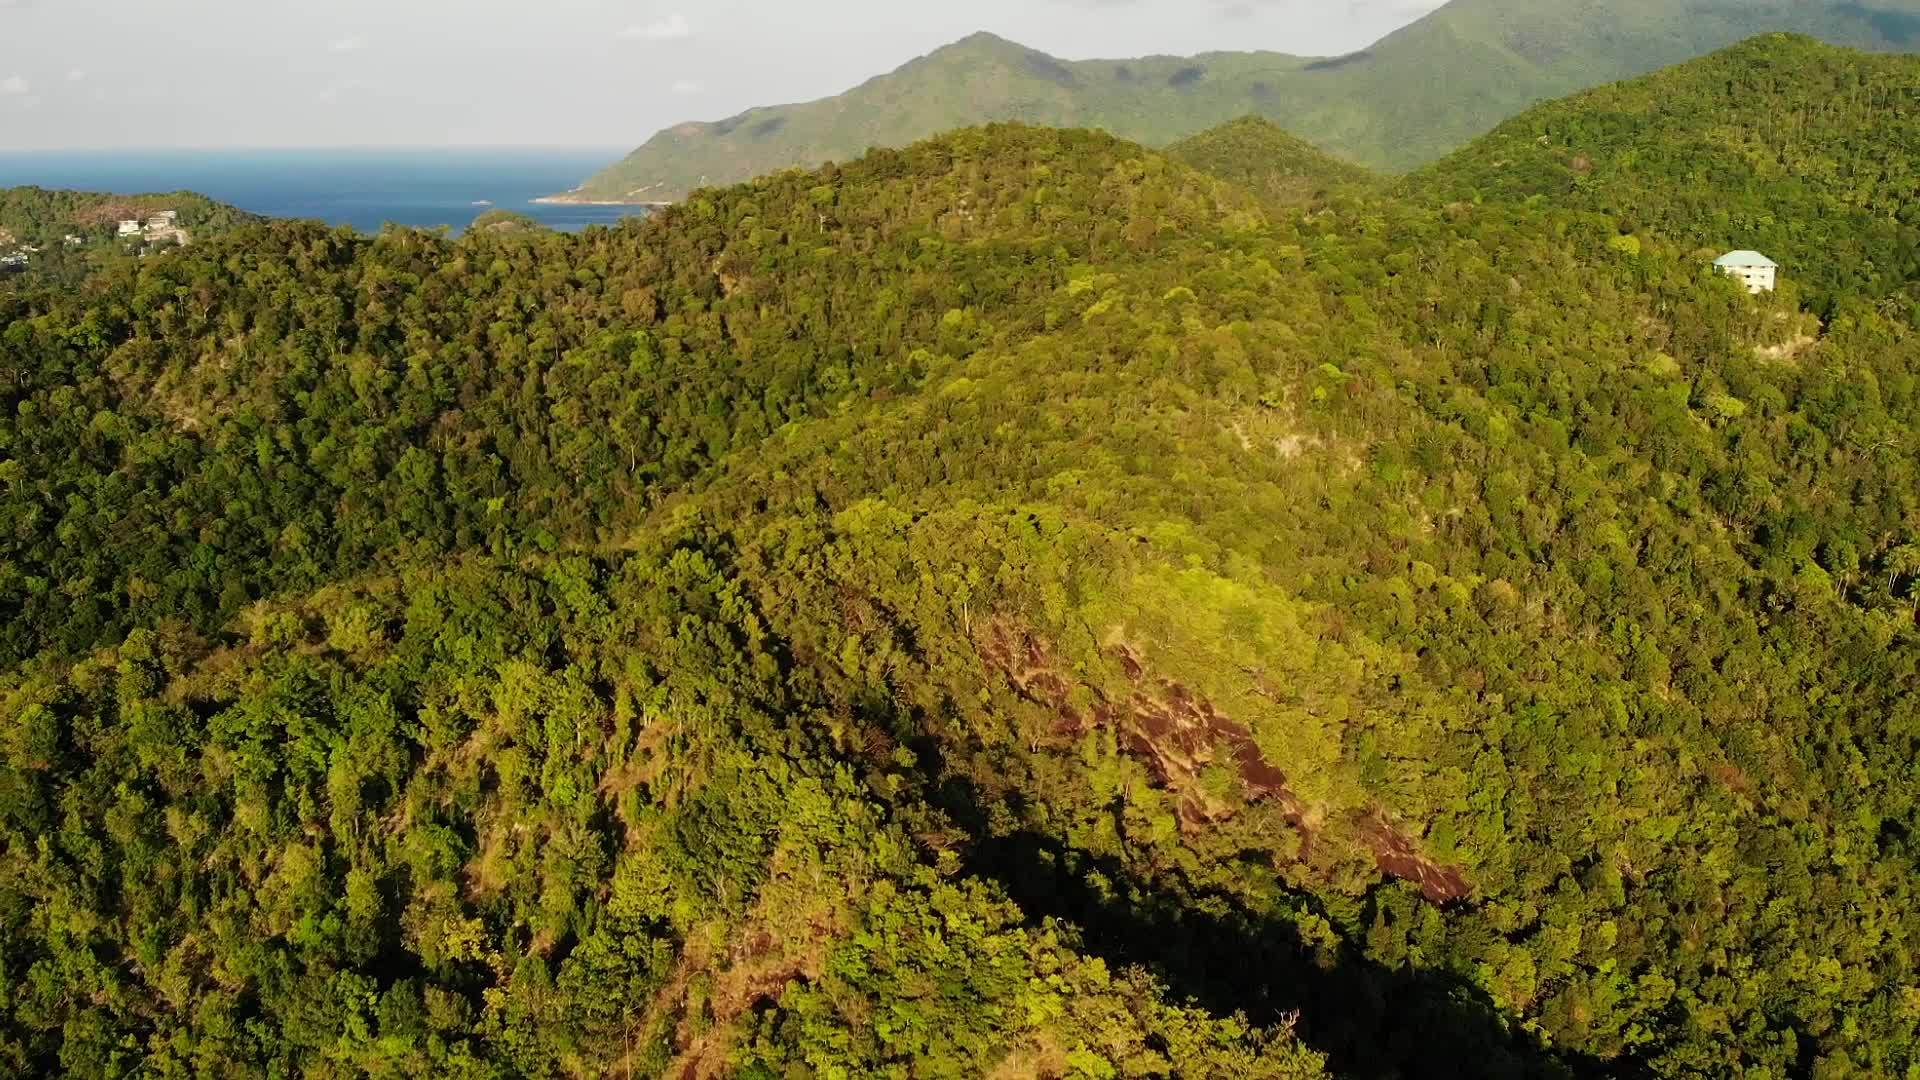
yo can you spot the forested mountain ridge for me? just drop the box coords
[1166,117,1376,207]
[566,0,1920,201]
[562,31,1310,203]
[1414,33,1920,316]
[2,42,1920,1078]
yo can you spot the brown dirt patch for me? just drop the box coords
[980,620,1470,903]
[72,202,163,227]
[1354,812,1470,904]
[1754,333,1817,362]
[634,874,847,1080]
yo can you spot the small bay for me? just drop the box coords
[0,147,646,235]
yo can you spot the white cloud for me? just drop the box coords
[0,75,28,96]
[1339,0,1448,20]
[329,35,368,53]
[317,79,366,104]
[670,79,703,95]
[66,68,85,82]
[619,13,691,41]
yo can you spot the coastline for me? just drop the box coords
[532,193,673,207]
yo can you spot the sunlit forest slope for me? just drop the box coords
[0,35,1918,1079]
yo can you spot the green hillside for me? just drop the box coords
[1167,116,1375,206]
[566,0,1920,201]
[0,186,257,245]
[0,187,261,286]
[3,41,1920,1078]
[1413,33,1920,316]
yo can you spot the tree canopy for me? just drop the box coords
[0,36,1918,1078]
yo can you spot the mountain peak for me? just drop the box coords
[931,30,1042,59]
[1168,115,1375,205]
[955,30,1015,46]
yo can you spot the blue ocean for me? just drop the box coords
[0,148,646,235]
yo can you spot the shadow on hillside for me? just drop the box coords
[939,780,1629,1078]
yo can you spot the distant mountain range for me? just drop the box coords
[561,0,1920,203]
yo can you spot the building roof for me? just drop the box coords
[1715,250,1778,268]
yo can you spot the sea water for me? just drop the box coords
[0,148,646,235]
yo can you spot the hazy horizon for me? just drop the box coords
[0,145,654,232]
[0,144,635,155]
[0,0,1447,151]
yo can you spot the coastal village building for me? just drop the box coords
[118,212,189,248]
[1716,250,1778,294]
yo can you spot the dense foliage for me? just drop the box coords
[3,37,1920,1077]
[1166,117,1375,208]
[570,0,1920,199]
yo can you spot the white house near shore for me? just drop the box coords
[1716,250,1778,294]
[116,212,189,247]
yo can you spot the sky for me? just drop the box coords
[0,0,1449,150]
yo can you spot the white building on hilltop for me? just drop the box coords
[115,212,189,247]
[1715,250,1779,294]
